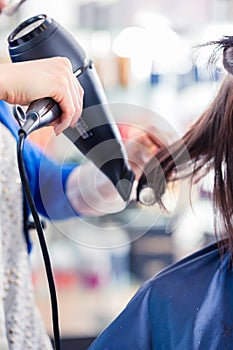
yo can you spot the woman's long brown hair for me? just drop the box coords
[140,37,233,257]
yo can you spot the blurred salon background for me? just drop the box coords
[0,0,232,348]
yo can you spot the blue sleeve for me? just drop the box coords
[23,137,80,220]
[88,283,153,350]
[0,100,80,220]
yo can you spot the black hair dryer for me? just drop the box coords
[8,14,135,201]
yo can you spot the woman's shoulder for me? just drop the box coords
[139,240,231,329]
[145,241,224,295]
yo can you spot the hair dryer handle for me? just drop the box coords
[21,98,60,135]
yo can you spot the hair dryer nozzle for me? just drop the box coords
[138,186,157,206]
[114,171,135,202]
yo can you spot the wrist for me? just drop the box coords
[0,63,13,102]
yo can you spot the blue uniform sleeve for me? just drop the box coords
[0,100,80,220]
[23,137,80,220]
[88,283,153,350]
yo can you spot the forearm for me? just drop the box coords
[66,161,129,217]
[0,64,10,101]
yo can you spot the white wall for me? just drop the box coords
[19,0,81,29]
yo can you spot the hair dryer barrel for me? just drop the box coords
[8,14,135,201]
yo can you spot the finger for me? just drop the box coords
[55,93,75,132]
[59,74,83,129]
[50,59,80,130]
[70,77,84,127]
[135,130,165,154]
[53,84,82,135]
[131,132,157,155]
[68,74,81,113]
[146,126,169,147]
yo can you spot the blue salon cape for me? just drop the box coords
[88,241,233,350]
[0,101,79,250]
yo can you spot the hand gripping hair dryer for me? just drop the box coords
[8,14,135,201]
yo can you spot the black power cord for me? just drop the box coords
[17,130,61,350]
